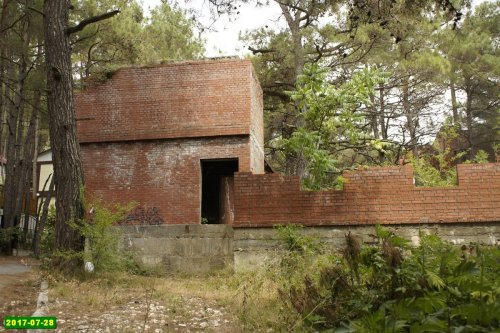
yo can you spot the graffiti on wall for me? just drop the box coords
[121,206,165,225]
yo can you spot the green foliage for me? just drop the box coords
[411,123,491,187]
[139,2,204,63]
[411,123,462,187]
[275,224,324,255]
[466,150,490,164]
[71,0,203,82]
[439,1,500,159]
[46,202,137,276]
[275,225,500,332]
[277,63,386,189]
[411,155,459,187]
[76,203,136,274]
[275,224,329,287]
[40,206,56,255]
[244,0,496,173]
[0,227,21,252]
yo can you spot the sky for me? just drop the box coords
[141,0,493,58]
[141,0,282,57]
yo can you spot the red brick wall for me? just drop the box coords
[76,59,498,228]
[81,136,250,224]
[76,59,255,143]
[233,163,500,227]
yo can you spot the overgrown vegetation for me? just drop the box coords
[42,202,137,276]
[249,0,499,180]
[272,225,500,332]
[411,122,491,187]
[29,223,499,332]
[0,227,21,252]
[276,64,387,190]
[39,206,56,255]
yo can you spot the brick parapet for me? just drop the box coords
[233,163,500,227]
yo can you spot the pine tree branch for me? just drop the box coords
[0,12,27,33]
[248,46,276,54]
[66,10,120,35]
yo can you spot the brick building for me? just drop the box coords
[76,58,264,225]
[76,58,499,272]
[77,58,499,229]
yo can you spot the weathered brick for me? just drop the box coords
[77,59,265,224]
[76,59,499,228]
[233,163,500,227]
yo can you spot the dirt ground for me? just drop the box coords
[0,257,246,332]
[0,256,41,332]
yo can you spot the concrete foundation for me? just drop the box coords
[233,223,500,270]
[120,223,499,274]
[121,225,234,274]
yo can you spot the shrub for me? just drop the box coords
[40,206,56,256]
[45,201,138,276]
[0,227,21,253]
[78,204,133,274]
[275,225,500,332]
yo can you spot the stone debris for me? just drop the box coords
[50,296,234,332]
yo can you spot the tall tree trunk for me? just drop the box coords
[43,0,85,253]
[1,9,30,253]
[21,91,40,242]
[1,68,20,252]
[32,90,40,198]
[3,62,26,231]
[465,85,475,159]
[0,0,11,161]
[369,92,379,139]
[277,1,310,177]
[379,85,388,140]
[450,76,459,124]
[278,2,304,81]
[12,80,26,228]
[402,76,419,158]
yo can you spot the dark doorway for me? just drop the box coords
[201,159,238,224]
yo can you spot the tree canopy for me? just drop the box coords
[236,0,498,185]
[0,0,498,254]
[0,0,203,254]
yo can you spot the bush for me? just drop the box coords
[275,225,500,332]
[275,224,324,255]
[77,202,137,275]
[40,206,56,256]
[0,227,22,253]
[45,201,138,276]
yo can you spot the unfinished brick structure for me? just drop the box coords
[76,59,264,224]
[76,58,499,229]
[233,163,500,227]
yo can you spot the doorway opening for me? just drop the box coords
[201,159,238,224]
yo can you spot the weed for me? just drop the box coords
[43,201,139,277]
[0,227,21,253]
[41,223,498,332]
[274,225,500,332]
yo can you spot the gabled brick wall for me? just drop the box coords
[233,163,500,227]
